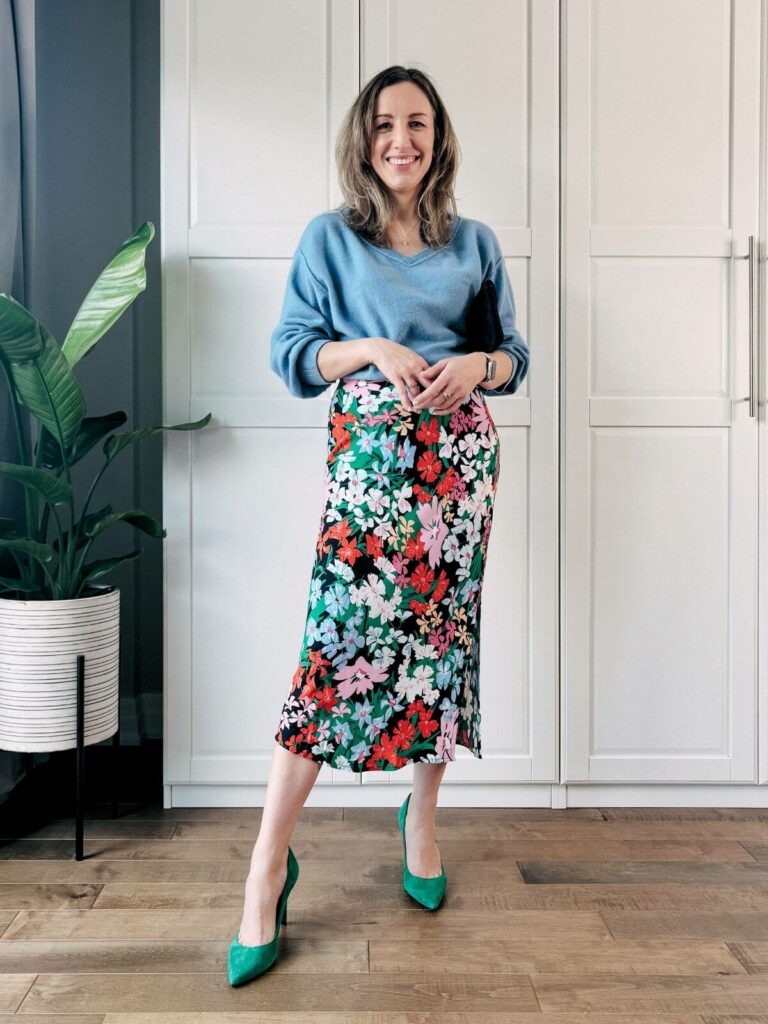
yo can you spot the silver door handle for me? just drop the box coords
[748,234,757,417]
[735,234,758,416]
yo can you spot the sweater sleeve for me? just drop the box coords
[269,246,336,399]
[485,255,530,396]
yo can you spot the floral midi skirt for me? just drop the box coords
[274,375,501,772]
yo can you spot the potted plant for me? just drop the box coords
[0,221,210,753]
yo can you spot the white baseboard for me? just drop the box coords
[163,781,768,808]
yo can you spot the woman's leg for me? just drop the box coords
[237,742,321,945]
[404,762,447,877]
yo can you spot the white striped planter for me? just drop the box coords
[0,585,120,752]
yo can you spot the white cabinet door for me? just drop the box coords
[359,0,560,788]
[163,0,560,796]
[162,0,360,790]
[562,0,761,782]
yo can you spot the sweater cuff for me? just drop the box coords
[297,338,333,387]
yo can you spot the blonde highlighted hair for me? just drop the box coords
[333,65,461,249]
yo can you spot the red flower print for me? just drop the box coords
[411,562,435,594]
[366,532,384,559]
[338,535,362,565]
[433,569,450,601]
[418,710,439,738]
[413,482,436,505]
[436,466,459,496]
[416,416,439,446]
[417,449,442,483]
[328,519,363,565]
[392,718,416,747]
[315,685,340,713]
[378,732,410,767]
[403,534,426,560]
[329,411,356,463]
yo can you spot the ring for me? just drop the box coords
[442,390,451,402]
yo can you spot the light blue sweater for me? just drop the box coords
[269,207,530,399]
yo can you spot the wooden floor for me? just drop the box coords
[2,802,768,1019]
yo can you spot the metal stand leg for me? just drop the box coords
[111,726,119,818]
[75,654,85,861]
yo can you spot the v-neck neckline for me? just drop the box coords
[338,210,463,267]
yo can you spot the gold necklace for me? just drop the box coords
[391,216,417,247]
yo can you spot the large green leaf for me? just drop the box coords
[0,293,46,362]
[0,577,41,594]
[37,411,128,470]
[104,413,212,460]
[82,508,165,540]
[9,323,86,450]
[79,549,141,588]
[52,504,113,553]
[0,462,72,506]
[0,537,55,563]
[61,222,155,367]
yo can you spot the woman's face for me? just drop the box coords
[369,82,435,206]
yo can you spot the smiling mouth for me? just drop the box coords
[387,156,420,166]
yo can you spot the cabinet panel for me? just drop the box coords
[360,0,559,786]
[562,0,760,782]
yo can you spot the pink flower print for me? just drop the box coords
[435,708,458,760]
[334,656,389,700]
[470,392,494,435]
[341,377,373,398]
[417,496,449,569]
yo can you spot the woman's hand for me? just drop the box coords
[367,338,433,411]
[410,353,486,415]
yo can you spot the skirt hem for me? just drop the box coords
[274,732,482,773]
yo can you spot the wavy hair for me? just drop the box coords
[333,66,461,249]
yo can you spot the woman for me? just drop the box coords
[228,65,529,986]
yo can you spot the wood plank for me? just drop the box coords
[18,973,540,1014]
[602,911,768,941]
[727,941,768,972]
[0,821,176,840]
[602,808,768,821]
[0,1017,102,1023]
[99,1016,705,1024]
[1,907,611,942]
[518,861,768,884]
[0,837,752,862]
[171,820,768,841]
[0,883,102,909]
[89,881,768,914]
[530,973,768,1011]
[0,975,37,1012]
[369,937,745,975]
[0,938,367,974]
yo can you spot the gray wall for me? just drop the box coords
[29,0,162,746]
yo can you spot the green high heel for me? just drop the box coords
[397,792,446,910]
[227,845,299,986]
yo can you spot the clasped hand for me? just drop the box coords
[368,338,485,416]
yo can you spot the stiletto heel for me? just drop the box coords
[397,792,446,910]
[227,845,299,986]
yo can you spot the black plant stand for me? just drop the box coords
[74,653,120,860]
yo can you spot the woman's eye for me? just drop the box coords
[376,121,425,130]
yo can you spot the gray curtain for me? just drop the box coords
[0,0,36,797]
[0,0,163,803]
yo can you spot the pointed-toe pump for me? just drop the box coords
[228,845,300,986]
[397,792,447,910]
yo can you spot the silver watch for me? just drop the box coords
[482,354,497,383]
